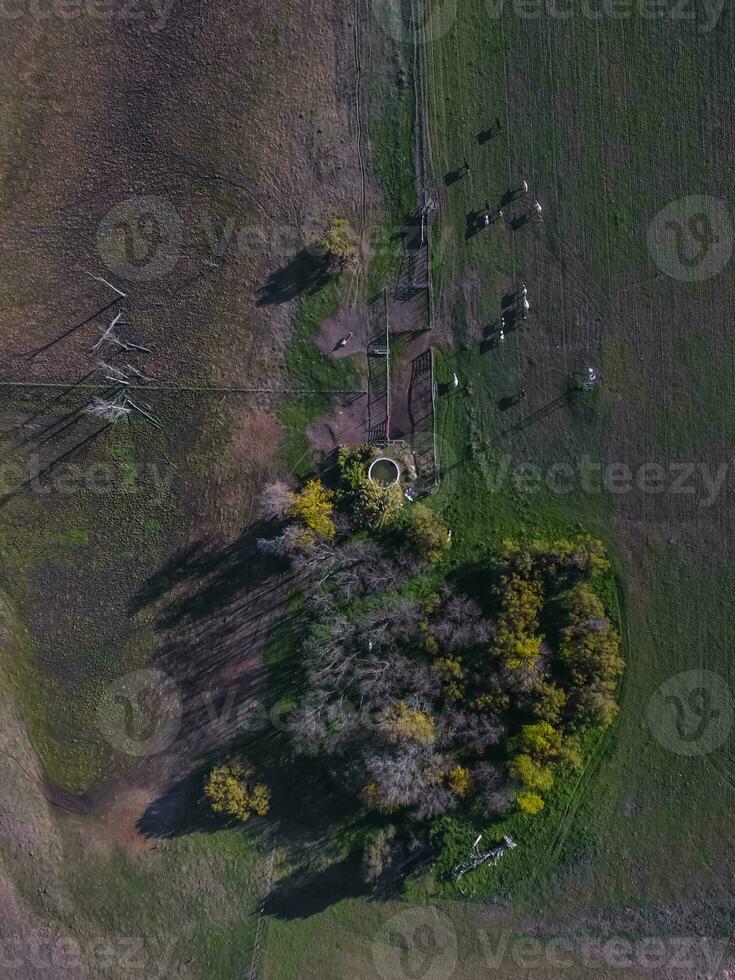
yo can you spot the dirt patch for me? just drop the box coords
[308,393,370,455]
[315,306,369,360]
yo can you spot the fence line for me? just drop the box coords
[367,288,391,444]
[248,849,275,980]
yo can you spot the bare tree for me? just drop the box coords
[84,396,131,423]
[91,313,152,354]
[440,711,505,752]
[256,480,295,521]
[414,783,456,820]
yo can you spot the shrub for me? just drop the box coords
[516,790,544,815]
[290,480,335,540]
[447,766,473,797]
[379,701,436,744]
[402,504,451,563]
[355,479,404,530]
[337,445,373,490]
[508,754,554,792]
[319,218,359,270]
[205,760,270,822]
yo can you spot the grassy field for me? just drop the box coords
[261,1,735,976]
[2,0,734,975]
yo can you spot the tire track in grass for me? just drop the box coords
[349,0,369,312]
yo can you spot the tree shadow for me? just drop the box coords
[24,296,122,359]
[130,518,288,626]
[501,391,571,437]
[0,423,112,508]
[264,853,367,920]
[257,249,332,305]
[137,766,231,838]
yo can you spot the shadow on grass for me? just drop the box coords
[264,852,366,919]
[257,249,332,305]
[132,518,409,917]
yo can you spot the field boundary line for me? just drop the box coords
[0,380,367,396]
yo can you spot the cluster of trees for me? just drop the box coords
[488,539,623,813]
[256,450,451,566]
[205,759,270,823]
[283,532,622,823]
[289,585,507,821]
[255,463,622,826]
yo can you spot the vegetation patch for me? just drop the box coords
[254,458,622,890]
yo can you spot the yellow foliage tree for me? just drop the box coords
[289,480,335,540]
[379,700,435,744]
[447,766,473,797]
[205,760,270,822]
[508,753,554,792]
[515,721,563,763]
[319,218,359,270]
[435,657,465,700]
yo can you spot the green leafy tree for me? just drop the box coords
[533,681,567,725]
[402,503,451,563]
[337,445,373,490]
[436,657,465,700]
[355,479,404,530]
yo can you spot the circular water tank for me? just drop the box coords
[368,457,400,486]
